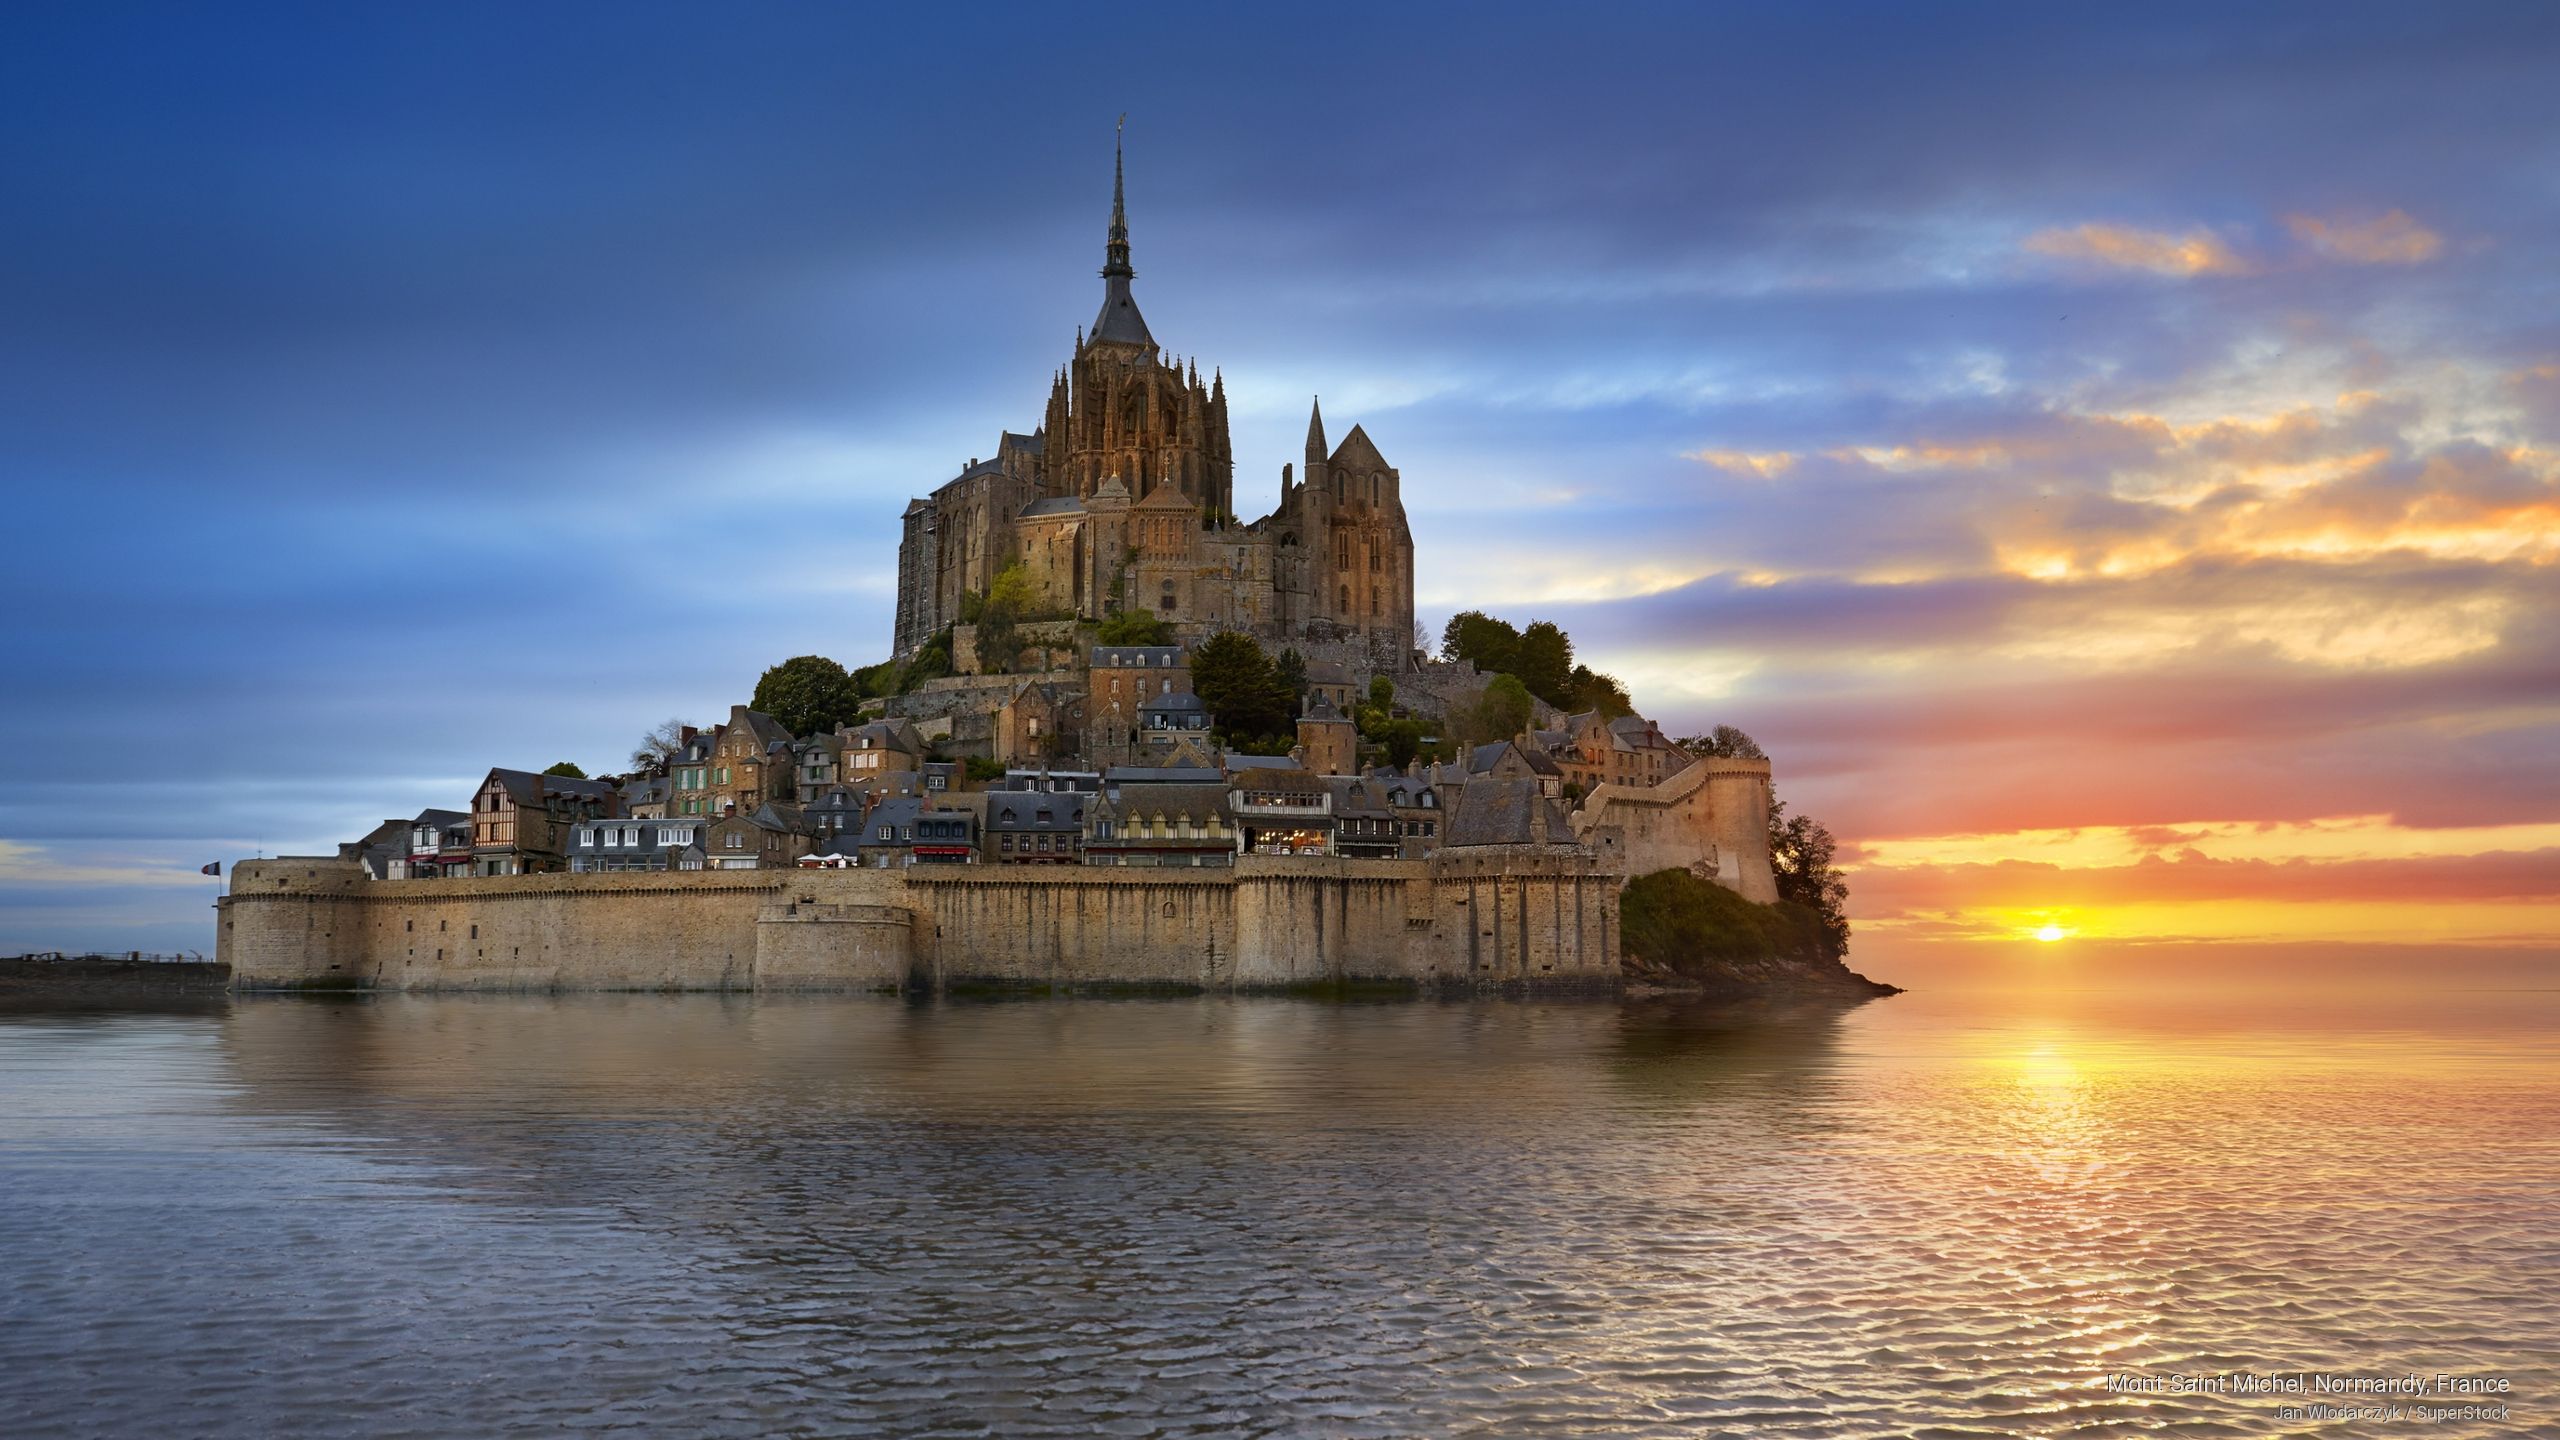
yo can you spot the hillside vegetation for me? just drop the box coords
[1619,868,1896,998]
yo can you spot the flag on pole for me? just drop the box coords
[200,862,221,877]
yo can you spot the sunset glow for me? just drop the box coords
[0,6,2550,988]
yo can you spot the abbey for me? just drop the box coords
[892,142,1417,669]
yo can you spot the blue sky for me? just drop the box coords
[4,2,2557,967]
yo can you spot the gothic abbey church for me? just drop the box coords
[892,142,1418,667]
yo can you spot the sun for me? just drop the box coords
[2033,923,2070,943]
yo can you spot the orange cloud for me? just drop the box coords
[1688,447,1798,478]
[2285,209,2443,264]
[2023,223,2250,276]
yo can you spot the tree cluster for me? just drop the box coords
[1675,724,1765,760]
[751,655,868,737]
[1189,631,1298,747]
[1349,675,1449,768]
[1439,610,1632,717]
[1448,673,1534,749]
[1095,608,1172,646]
[1768,798,1851,959]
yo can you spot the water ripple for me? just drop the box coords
[0,988,2553,1437]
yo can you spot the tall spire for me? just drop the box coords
[1089,117,1155,349]
[1305,395,1328,465]
[1103,117,1133,281]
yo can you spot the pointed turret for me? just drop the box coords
[1090,125,1155,349]
[1304,396,1328,469]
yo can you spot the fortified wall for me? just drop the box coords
[1571,756,1778,903]
[218,848,1621,993]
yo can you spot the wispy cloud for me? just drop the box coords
[2285,209,2444,265]
[2023,223,2251,277]
[0,840,211,889]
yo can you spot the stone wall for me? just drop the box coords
[220,846,1625,993]
[1569,756,1778,902]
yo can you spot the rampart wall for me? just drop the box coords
[219,848,1624,993]
[1572,757,1779,902]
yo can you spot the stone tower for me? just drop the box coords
[890,130,1417,668]
[1035,136,1235,514]
[1295,692,1359,776]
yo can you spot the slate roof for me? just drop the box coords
[738,803,813,836]
[728,707,794,750]
[845,719,924,755]
[986,792,1089,833]
[805,784,866,816]
[861,798,924,844]
[1105,765,1224,786]
[1443,778,1576,848]
[1100,783,1232,822]
[806,833,862,860]
[1234,766,1325,798]
[1468,740,1561,777]
[1140,690,1208,719]
[1324,776,1395,820]
[410,807,470,827]
[486,767,618,807]
[1021,496,1085,518]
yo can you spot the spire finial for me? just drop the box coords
[1088,119,1155,348]
[1103,117,1133,281]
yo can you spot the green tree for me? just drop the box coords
[752,655,863,736]
[1514,620,1574,706]
[1768,799,1851,958]
[1678,725,1765,760]
[1371,716,1432,768]
[1273,647,1308,714]
[851,659,903,698]
[1096,608,1171,645]
[1192,630,1291,743]
[984,561,1038,616]
[963,755,1007,783]
[1461,673,1534,746]
[1367,675,1395,709]
[900,633,954,692]
[1440,610,1521,673]
[1564,665,1633,718]
[542,761,587,779]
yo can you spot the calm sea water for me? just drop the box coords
[2,985,2553,1438]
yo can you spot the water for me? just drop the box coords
[2,986,2553,1437]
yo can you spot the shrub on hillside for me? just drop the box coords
[1619,867,1836,973]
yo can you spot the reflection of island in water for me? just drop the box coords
[7,987,2550,1439]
